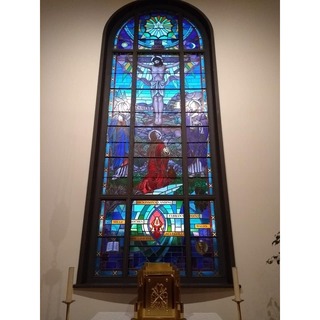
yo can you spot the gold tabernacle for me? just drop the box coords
[132,262,185,320]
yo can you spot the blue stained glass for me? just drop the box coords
[189,200,213,235]
[95,201,126,276]
[114,18,134,49]
[106,123,130,159]
[138,13,179,49]
[111,55,133,89]
[201,56,206,87]
[108,90,114,112]
[189,201,218,277]
[114,15,204,50]
[129,200,186,275]
[135,89,181,126]
[183,18,203,50]
[186,106,209,178]
[202,90,208,112]
[135,111,181,127]
[107,112,131,127]
[105,88,131,193]
[184,54,205,89]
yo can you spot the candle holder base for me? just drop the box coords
[62,300,75,320]
[232,299,244,320]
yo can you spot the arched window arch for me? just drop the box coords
[77,0,235,287]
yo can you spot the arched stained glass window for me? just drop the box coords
[77,0,235,287]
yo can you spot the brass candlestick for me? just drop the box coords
[232,299,244,320]
[62,300,75,320]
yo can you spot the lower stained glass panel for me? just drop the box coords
[189,200,219,276]
[129,200,186,276]
[94,199,220,278]
[95,201,126,277]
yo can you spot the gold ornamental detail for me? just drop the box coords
[150,283,168,309]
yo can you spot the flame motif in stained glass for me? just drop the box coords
[148,209,166,240]
[143,16,176,39]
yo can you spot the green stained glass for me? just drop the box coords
[138,12,179,50]
[129,200,186,275]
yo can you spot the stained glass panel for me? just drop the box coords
[114,18,135,50]
[107,90,132,114]
[136,54,180,94]
[129,200,186,276]
[95,201,126,276]
[189,200,219,276]
[186,102,210,180]
[107,116,131,130]
[188,177,213,195]
[110,55,133,89]
[134,127,181,142]
[135,111,181,127]
[133,126,183,195]
[138,13,179,50]
[184,55,205,89]
[103,107,130,195]
[182,18,203,50]
[134,142,182,157]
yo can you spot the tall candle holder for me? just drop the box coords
[62,299,75,320]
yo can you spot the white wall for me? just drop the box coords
[41,1,280,319]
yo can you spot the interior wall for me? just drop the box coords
[40,1,280,320]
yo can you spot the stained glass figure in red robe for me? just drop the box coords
[137,130,176,194]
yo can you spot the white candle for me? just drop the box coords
[232,267,241,301]
[66,267,74,302]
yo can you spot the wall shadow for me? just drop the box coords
[41,200,70,320]
[266,297,280,320]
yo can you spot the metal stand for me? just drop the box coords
[62,300,75,320]
[232,299,244,320]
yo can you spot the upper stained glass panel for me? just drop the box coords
[114,15,203,51]
[138,12,179,50]
[114,18,135,50]
[182,18,203,50]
